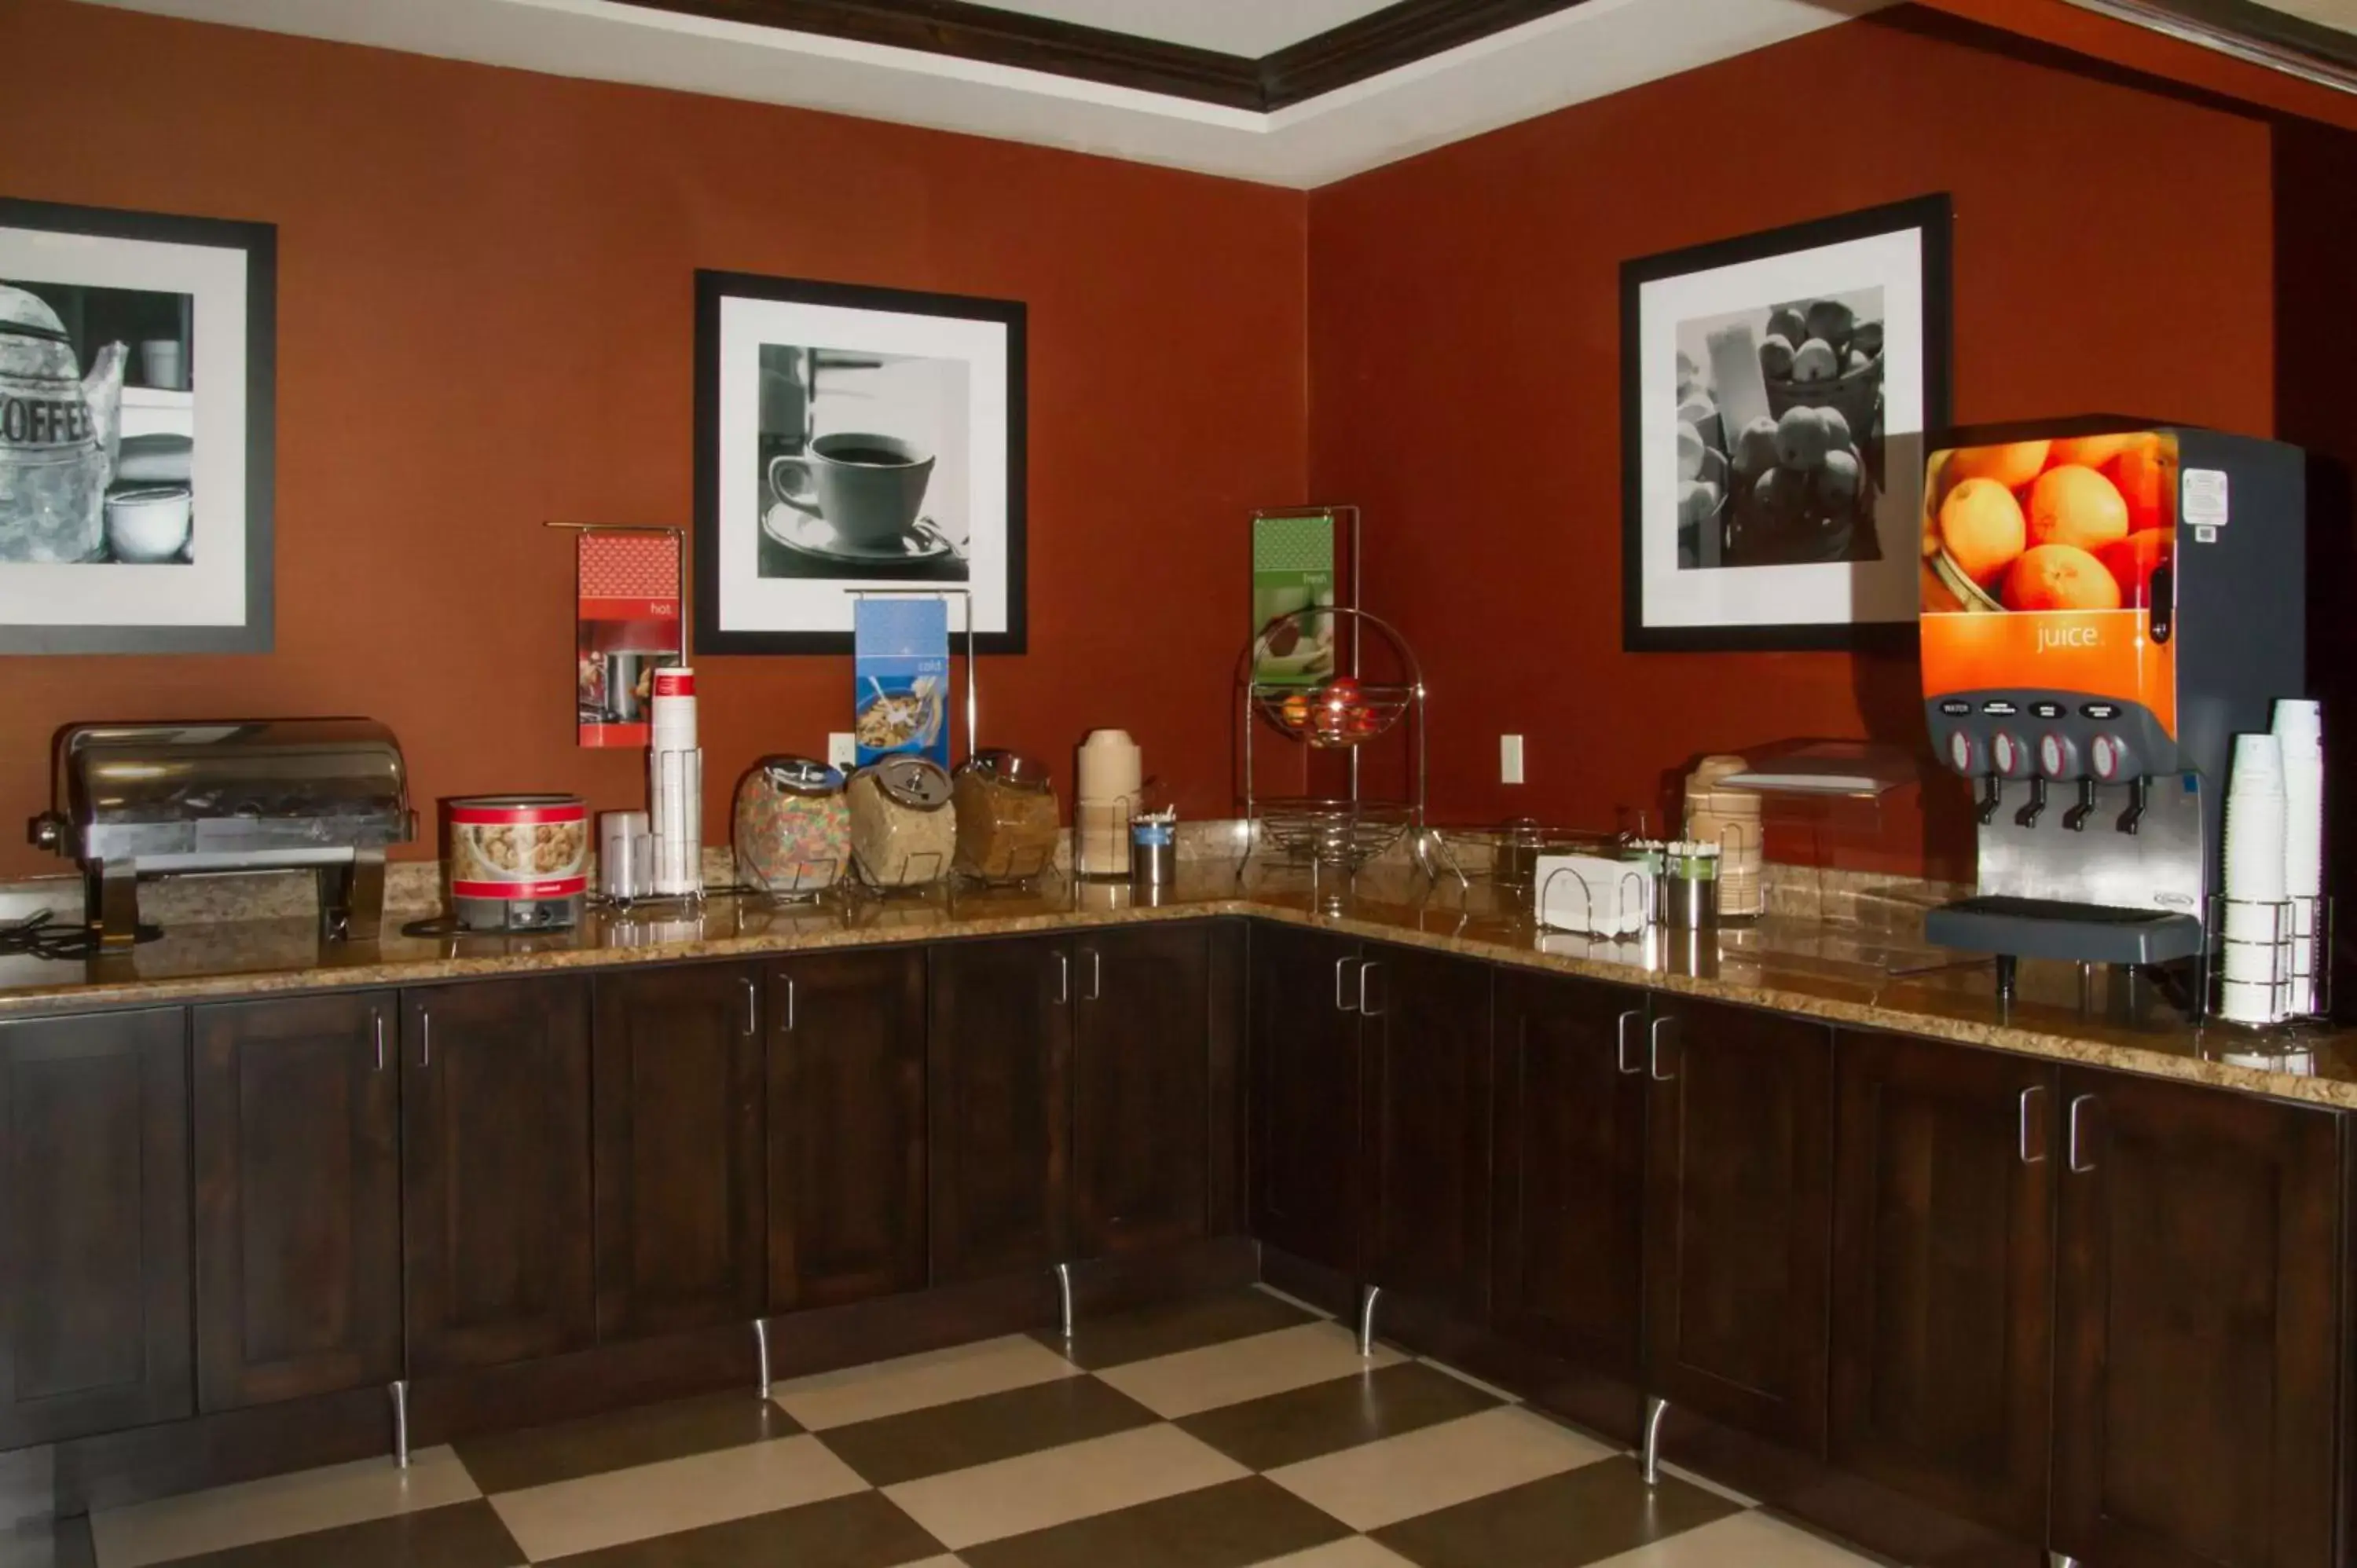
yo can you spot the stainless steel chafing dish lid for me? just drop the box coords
[29,718,413,863]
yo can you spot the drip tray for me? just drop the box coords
[1926,895,2205,965]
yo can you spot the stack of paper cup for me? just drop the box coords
[2220,732,2289,1024]
[648,668,702,897]
[2274,700,2326,1016]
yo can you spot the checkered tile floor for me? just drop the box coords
[68,1288,1892,1567]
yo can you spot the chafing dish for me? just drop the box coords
[27,719,413,947]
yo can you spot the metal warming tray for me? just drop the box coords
[27,719,414,947]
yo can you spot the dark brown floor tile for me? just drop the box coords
[961,1475,1350,1568]
[1178,1361,1504,1473]
[454,1390,799,1495]
[140,1500,523,1568]
[1043,1291,1318,1372]
[546,1489,944,1568]
[1372,1456,1743,1568]
[819,1374,1159,1486]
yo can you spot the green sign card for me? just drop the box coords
[1251,511,1338,687]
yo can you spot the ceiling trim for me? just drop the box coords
[611,0,1593,112]
[2066,0,2357,92]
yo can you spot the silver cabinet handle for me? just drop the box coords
[2018,1085,2046,1164]
[781,976,796,1032]
[1615,1010,1643,1075]
[1055,951,1070,1006]
[1358,962,1382,1017]
[1334,957,1358,1013]
[373,1008,387,1073]
[418,1009,431,1069]
[740,976,758,1035]
[1647,1016,1675,1082]
[2066,1094,2096,1173]
[1086,948,1102,1002]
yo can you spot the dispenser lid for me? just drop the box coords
[956,750,1052,793]
[754,756,843,796]
[860,755,951,810]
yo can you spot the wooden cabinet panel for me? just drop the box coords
[1491,969,1645,1378]
[929,937,1072,1284]
[1073,924,1210,1259]
[192,993,401,1412]
[1643,996,1832,1452]
[0,1009,191,1447]
[402,977,596,1376]
[768,947,929,1311]
[1247,922,1364,1276]
[2051,1067,2340,1568]
[593,965,767,1341]
[1362,943,1491,1317]
[1829,1031,2054,1541]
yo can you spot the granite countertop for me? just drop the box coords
[1,866,2349,1109]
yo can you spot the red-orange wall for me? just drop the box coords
[0,0,1307,875]
[1307,10,2276,877]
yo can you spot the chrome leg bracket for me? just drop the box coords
[2048,1556,2083,1568]
[1355,1284,1382,1357]
[1054,1262,1076,1341]
[1640,1395,1668,1486]
[389,1379,409,1470]
[753,1317,773,1398]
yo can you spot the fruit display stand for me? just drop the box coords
[1235,606,1459,885]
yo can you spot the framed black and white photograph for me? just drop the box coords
[1622,195,1950,652]
[0,198,275,654]
[694,270,1025,654]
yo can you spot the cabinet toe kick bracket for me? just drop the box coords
[389,1379,409,1470]
[1640,1395,1668,1486]
[1054,1262,1076,1341]
[753,1318,773,1398]
[1355,1284,1382,1357]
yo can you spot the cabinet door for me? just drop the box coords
[1362,943,1491,1317]
[192,993,401,1412]
[929,937,1073,1284]
[593,965,767,1341]
[1491,970,1645,1378]
[1073,924,1210,1259]
[2051,1068,2340,1568]
[1643,996,1832,1452]
[1828,1031,2054,1542]
[403,977,596,1376]
[1246,922,1363,1276]
[769,947,928,1311]
[0,1009,190,1447]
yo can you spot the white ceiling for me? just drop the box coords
[980,0,1395,57]
[76,0,1884,188]
[2252,0,2357,34]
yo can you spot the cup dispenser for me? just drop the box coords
[1917,425,2306,1013]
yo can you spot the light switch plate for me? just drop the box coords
[827,732,857,770]
[1501,734,1525,785]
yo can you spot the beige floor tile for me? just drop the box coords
[1266,1406,1616,1532]
[1585,1509,1885,1567]
[90,1446,476,1568]
[1252,1538,1419,1566]
[1095,1323,1402,1420]
[772,1335,1081,1431]
[489,1432,864,1561]
[884,1422,1246,1550]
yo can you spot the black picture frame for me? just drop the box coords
[692,269,1028,656]
[0,197,276,654]
[1620,194,1952,654]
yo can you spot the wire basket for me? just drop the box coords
[1249,682,1413,749]
[1255,798,1413,871]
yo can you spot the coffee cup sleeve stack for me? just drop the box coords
[2219,731,2290,1024]
[1684,754,1763,918]
[2273,700,2326,1016]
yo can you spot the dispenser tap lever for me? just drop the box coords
[2062,780,2099,832]
[2014,778,2048,830]
[1976,776,2003,826]
[2116,777,2148,836]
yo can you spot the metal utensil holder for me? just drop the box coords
[2207,894,2335,1023]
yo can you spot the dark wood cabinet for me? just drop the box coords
[929,937,1073,1283]
[1361,943,1491,1317]
[768,947,929,1311]
[402,976,596,1376]
[192,993,401,1412]
[1073,924,1211,1259]
[0,1009,190,1447]
[1491,969,1646,1378]
[1643,995,1833,1453]
[2051,1066,2341,1568]
[593,964,767,1342]
[1247,921,1365,1277]
[1828,1031,2055,1542]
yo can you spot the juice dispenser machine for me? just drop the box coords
[1918,423,2306,1009]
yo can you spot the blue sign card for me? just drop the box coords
[852,597,951,768]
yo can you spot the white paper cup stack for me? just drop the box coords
[2220,732,2290,1023]
[2273,700,2326,1015]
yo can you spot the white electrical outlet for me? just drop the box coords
[1501,735,1525,785]
[827,732,857,770]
